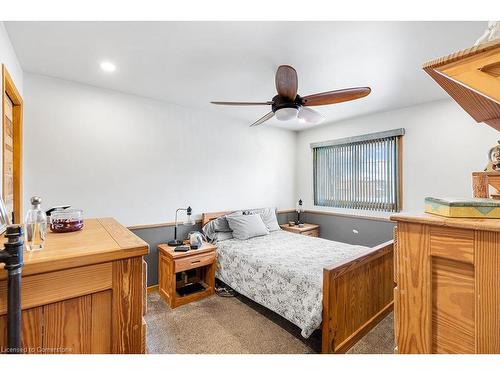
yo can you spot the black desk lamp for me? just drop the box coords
[296,199,303,225]
[168,206,194,246]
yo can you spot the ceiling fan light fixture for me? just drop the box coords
[297,106,324,124]
[211,65,370,128]
[275,107,299,121]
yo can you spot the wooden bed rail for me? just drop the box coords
[322,240,394,354]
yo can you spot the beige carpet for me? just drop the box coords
[146,291,394,354]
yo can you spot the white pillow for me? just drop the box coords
[226,214,270,240]
[246,207,281,232]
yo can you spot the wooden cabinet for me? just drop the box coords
[280,223,320,237]
[0,218,149,354]
[392,214,500,353]
[0,282,114,354]
[39,292,110,354]
[0,307,43,352]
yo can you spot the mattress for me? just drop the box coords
[215,230,369,338]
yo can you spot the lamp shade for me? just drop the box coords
[297,106,324,124]
[184,206,195,226]
[275,107,298,121]
[296,199,303,213]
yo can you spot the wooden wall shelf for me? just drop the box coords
[423,40,500,132]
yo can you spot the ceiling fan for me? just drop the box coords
[211,65,371,127]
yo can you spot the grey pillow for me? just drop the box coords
[202,211,242,242]
[245,207,281,232]
[226,214,270,240]
[202,217,232,242]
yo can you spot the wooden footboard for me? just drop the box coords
[322,240,394,354]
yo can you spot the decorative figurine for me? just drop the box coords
[485,141,500,172]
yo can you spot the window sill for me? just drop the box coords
[306,206,396,222]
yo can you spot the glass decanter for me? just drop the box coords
[24,196,47,251]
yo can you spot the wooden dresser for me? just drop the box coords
[391,213,500,354]
[0,218,149,354]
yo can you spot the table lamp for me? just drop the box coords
[168,206,195,246]
[296,199,303,225]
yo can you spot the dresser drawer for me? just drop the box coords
[302,229,319,237]
[430,226,474,264]
[174,252,215,273]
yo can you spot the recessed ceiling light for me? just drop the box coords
[100,61,116,72]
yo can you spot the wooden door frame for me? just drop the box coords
[2,65,23,224]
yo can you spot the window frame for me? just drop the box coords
[311,128,404,213]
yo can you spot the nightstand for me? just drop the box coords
[158,242,216,309]
[280,223,320,237]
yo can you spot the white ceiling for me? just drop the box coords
[5,21,486,131]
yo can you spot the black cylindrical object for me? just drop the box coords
[1,225,24,354]
[7,268,21,351]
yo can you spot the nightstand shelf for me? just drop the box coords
[158,242,216,309]
[280,223,320,237]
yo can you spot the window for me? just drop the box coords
[312,129,404,212]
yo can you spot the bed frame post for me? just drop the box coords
[322,240,394,354]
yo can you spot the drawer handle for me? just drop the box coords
[191,260,201,264]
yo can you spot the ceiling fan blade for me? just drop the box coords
[250,111,275,127]
[301,87,371,106]
[275,65,298,101]
[211,101,273,106]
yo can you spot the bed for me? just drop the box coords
[202,211,394,354]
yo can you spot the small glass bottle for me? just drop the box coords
[24,196,47,251]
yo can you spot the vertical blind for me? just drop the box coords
[312,129,403,212]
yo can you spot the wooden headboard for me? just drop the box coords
[201,211,233,226]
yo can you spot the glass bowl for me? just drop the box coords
[49,209,84,233]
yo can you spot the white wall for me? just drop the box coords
[24,73,296,226]
[296,99,500,217]
[0,22,22,95]
[24,72,500,225]
[0,21,23,195]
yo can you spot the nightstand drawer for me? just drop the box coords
[175,252,215,273]
[302,229,319,237]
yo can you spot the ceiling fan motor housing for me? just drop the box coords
[271,94,302,113]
